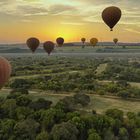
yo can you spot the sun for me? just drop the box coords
[53,27,77,42]
[40,24,79,43]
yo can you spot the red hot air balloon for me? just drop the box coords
[102,6,122,31]
[43,41,55,55]
[26,37,40,53]
[56,37,64,47]
[0,57,11,89]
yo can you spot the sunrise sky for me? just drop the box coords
[0,0,140,43]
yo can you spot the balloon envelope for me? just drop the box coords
[113,38,118,44]
[81,38,86,44]
[0,57,11,89]
[43,41,55,55]
[26,37,40,53]
[102,6,121,31]
[56,37,64,47]
[90,38,98,46]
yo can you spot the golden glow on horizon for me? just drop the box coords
[43,27,78,42]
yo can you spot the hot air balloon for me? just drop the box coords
[102,6,122,31]
[56,37,64,47]
[113,38,118,44]
[81,38,86,44]
[26,37,40,53]
[90,38,98,47]
[81,38,86,48]
[0,57,11,89]
[43,41,55,55]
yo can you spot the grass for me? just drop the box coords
[0,89,139,115]
[129,82,140,88]
[83,95,140,114]
[98,80,140,89]
[95,63,107,75]
[0,89,10,98]
[21,91,140,114]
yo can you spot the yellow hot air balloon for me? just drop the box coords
[81,38,86,44]
[113,38,118,44]
[90,38,98,47]
[81,38,86,48]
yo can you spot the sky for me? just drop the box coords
[0,0,140,43]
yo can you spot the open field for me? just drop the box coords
[0,89,139,115]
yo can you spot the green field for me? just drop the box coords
[27,92,140,114]
[1,89,139,115]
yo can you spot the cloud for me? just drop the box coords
[17,5,48,16]
[20,19,32,23]
[48,4,77,15]
[125,28,140,34]
[0,0,139,26]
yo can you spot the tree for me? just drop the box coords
[15,107,33,120]
[73,93,90,106]
[50,121,79,140]
[117,90,130,99]
[29,98,52,110]
[36,131,49,140]
[105,109,124,120]
[112,119,122,136]
[66,112,80,120]
[134,128,140,140]
[1,99,17,118]
[106,83,120,93]
[127,112,136,119]
[14,119,40,140]
[7,92,21,100]
[10,79,31,89]
[56,96,76,112]
[87,129,101,140]
[103,128,116,140]
[41,108,65,131]
[95,115,112,134]
[116,80,129,87]
[16,95,31,106]
[0,119,15,140]
[118,127,129,140]
[71,116,86,140]
[47,80,62,92]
